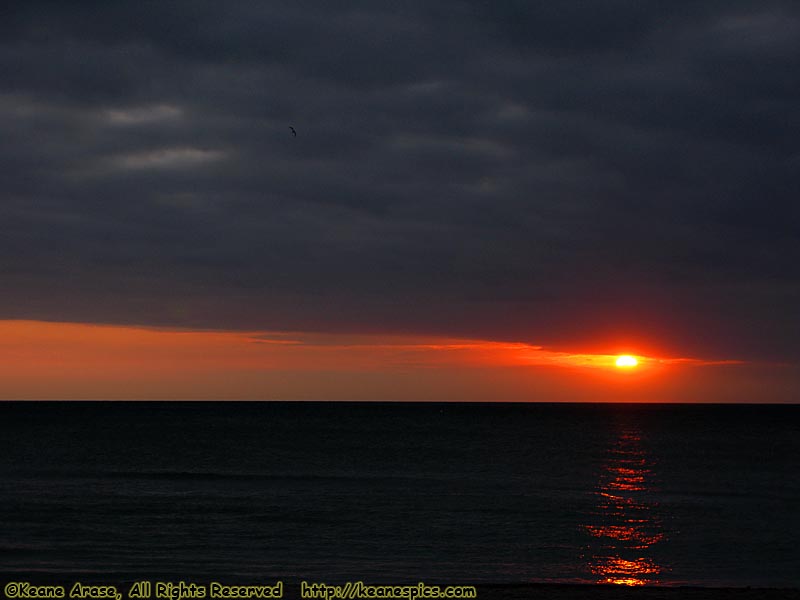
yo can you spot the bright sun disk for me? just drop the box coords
[615,355,638,368]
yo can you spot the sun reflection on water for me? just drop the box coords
[583,424,666,586]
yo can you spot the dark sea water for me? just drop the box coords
[0,402,798,588]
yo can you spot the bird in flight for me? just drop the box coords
[289,126,297,137]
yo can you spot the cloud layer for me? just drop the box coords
[2,1,799,361]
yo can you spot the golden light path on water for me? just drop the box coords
[583,423,666,585]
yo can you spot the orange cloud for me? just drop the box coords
[0,320,753,401]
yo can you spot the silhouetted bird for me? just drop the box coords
[289,126,297,137]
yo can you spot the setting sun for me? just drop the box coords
[615,355,639,368]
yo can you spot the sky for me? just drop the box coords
[1,1,799,401]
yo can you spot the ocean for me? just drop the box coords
[0,401,797,588]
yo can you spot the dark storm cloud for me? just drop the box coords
[2,1,799,360]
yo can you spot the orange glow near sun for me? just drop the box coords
[0,319,746,400]
[615,355,639,368]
